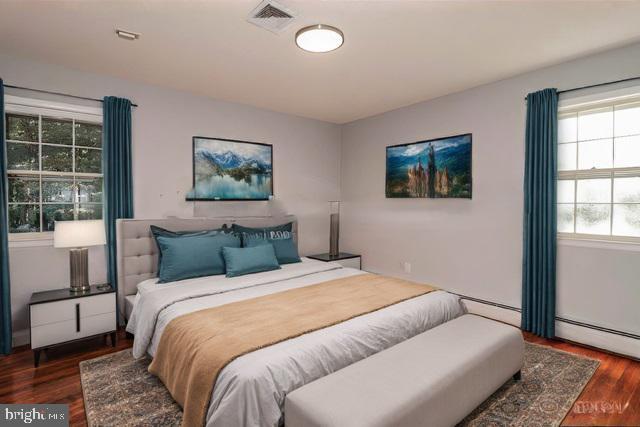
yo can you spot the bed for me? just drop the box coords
[119,216,465,427]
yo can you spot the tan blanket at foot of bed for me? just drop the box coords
[148,273,437,427]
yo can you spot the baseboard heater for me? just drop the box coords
[453,293,640,341]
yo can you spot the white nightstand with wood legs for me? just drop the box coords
[29,285,117,367]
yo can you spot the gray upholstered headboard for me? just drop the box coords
[116,215,297,320]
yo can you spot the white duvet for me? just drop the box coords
[126,258,464,427]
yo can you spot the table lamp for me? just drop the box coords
[53,220,106,293]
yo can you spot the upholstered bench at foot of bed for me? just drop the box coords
[285,314,524,427]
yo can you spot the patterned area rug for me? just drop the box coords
[80,342,598,427]
[459,342,599,426]
[80,350,181,427]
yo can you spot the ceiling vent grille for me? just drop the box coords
[255,4,291,19]
[247,0,297,34]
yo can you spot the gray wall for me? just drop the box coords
[4,42,640,343]
[1,53,341,338]
[341,42,640,336]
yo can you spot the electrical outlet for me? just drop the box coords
[403,262,411,274]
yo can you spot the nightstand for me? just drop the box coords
[29,285,117,367]
[307,252,362,270]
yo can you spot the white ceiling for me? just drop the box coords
[1,1,640,123]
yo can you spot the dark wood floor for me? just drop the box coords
[524,332,640,426]
[0,330,638,426]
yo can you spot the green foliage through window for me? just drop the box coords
[8,175,40,203]
[8,204,40,233]
[75,122,102,147]
[7,142,38,170]
[6,114,38,142]
[75,148,102,173]
[42,177,74,203]
[42,118,72,145]
[42,145,73,172]
[5,110,103,234]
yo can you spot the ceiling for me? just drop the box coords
[1,1,640,124]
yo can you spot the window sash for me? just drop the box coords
[5,99,103,237]
[558,92,640,243]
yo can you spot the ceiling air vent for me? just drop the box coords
[247,0,297,34]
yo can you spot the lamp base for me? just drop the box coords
[329,212,340,257]
[69,247,90,293]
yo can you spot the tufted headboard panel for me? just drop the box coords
[116,215,297,320]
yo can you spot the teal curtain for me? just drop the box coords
[522,88,558,338]
[103,97,133,324]
[0,79,12,354]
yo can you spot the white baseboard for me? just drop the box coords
[461,299,639,359]
[461,300,521,327]
[13,328,30,347]
[555,321,640,359]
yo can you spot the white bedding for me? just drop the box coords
[124,295,137,319]
[126,258,464,427]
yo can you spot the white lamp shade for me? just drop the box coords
[53,220,107,248]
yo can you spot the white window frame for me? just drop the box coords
[557,85,640,245]
[5,95,103,244]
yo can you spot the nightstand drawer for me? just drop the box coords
[31,312,116,349]
[30,293,115,327]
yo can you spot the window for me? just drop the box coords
[558,91,640,241]
[5,96,103,238]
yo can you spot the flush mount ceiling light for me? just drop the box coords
[295,24,343,53]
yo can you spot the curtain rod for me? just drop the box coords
[3,84,139,107]
[524,76,640,100]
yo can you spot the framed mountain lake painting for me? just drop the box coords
[187,137,273,201]
[386,133,472,199]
